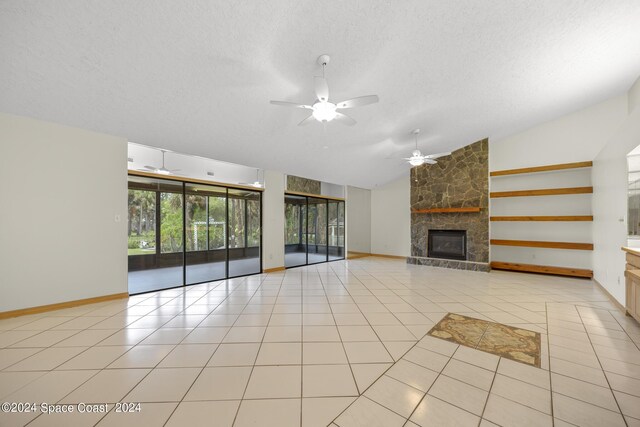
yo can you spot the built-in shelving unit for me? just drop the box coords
[490,215,593,221]
[489,161,592,177]
[490,239,593,250]
[490,187,593,198]
[490,261,593,278]
[489,161,593,278]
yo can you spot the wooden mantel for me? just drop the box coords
[411,207,481,214]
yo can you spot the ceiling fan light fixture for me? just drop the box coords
[157,168,171,175]
[312,101,337,122]
[409,157,425,166]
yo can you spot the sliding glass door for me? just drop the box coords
[307,197,328,264]
[284,194,344,268]
[285,195,307,268]
[328,201,345,260]
[128,175,262,294]
[228,189,261,277]
[185,184,227,285]
[128,176,184,294]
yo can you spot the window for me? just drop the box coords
[160,192,183,253]
[127,189,156,256]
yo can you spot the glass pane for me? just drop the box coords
[228,197,246,249]
[338,201,345,251]
[160,192,184,253]
[228,189,261,277]
[328,201,343,260]
[127,177,184,294]
[186,194,207,252]
[307,198,328,264]
[186,184,227,284]
[209,195,226,249]
[285,195,307,267]
[128,189,156,256]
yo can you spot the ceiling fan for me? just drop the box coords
[141,150,180,175]
[405,129,451,166]
[270,54,379,126]
[239,169,263,188]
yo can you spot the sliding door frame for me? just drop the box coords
[284,191,345,269]
[127,171,263,295]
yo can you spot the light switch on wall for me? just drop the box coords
[114,214,121,222]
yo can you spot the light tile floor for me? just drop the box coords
[0,258,639,427]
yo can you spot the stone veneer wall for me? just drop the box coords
[408,139,489,271]
[286,175,321,194]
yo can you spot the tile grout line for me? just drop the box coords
[546,302,555,426]
[161,275,261,427]
[19,286,211,426]
[573,306,630,427]
[5,293,189,426]
[478,356,499,426]
[229,272,283,427]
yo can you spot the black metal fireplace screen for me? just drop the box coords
[428,230,467,260]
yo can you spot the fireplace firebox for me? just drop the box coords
[428,230,467,260]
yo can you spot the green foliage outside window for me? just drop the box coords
[128,186,261,255]
[161,192,183,253]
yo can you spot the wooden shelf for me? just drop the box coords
[490,215,593,222]
[490,187,592,198]
[490,161,592,177]
[490,239,593,250]
[490,261,593,278]
[412,207,481,214]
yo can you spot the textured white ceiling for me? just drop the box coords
[1,1,640,188]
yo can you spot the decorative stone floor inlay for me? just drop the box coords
[427,313,541,367]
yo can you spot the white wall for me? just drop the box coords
[490,95,628,170]
[262,170,285,270]
[489,95,628,273]
[630,75,640,113]
[321,182,345,198]
[592,76,640,304]
[0,113,128,312]
[346,186,371,253]
[371,175,411,257]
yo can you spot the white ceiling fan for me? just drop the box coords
[405,129,451,166]
[140,150,180,175]
[270,55,379,126]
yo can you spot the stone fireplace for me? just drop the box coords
[408,139,489,272]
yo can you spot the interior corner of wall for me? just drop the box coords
[629,74,640,114]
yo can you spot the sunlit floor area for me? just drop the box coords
[127,258,261,294]
[1,257,639,427]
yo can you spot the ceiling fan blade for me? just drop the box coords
[314,76,329,102]
[270,100,313,109]
[425,152,451,159]
[169,169,181,172]
[425,159,437,164]
[143,166,157,171]
[334,112,356,126]
[298,114,315,126]
[336,95,379,109]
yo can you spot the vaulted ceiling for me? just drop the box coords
[2,0,640,188]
